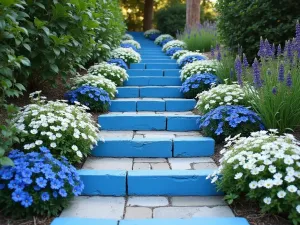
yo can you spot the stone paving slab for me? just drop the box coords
[125,207,153,219]
[83,158,133,170]
[170,196,227,207]
[127,197,169,207]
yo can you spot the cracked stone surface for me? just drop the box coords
[83,158,133,170]
[127,197,169,207]
[125,207,152,219]
[170,196,227,207]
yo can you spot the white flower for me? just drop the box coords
[35,140,43,145]
[76,151,83,158]
[72,145,78,151]
[297,205,300,213]
[50,142,57,148]
[30,129,38,134]
[287,185,297,193]
[263,179,273,189]
[268,165,276,173]
[284,175,295,183]
[154,34,173,45]
[234,172,243,179]
[284,156,294,165]
[249,181,258,189]
[263,197,272,205]
[277,191,286,198]
[121,40,141,49]
[224,96,233,102]
[162,40,186,52]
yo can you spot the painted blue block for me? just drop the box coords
[167,115,200,131]
[79,170,126,196]
[99,114,166,130]
[127,170,221,196]
[141,59,176,63]
[137,100,165,111]
[120,218,250,225]
[117,87,139,98]
[92,138,172,157]
[51,218,118,225]
[128,69,163,77]
[140,87,183,98]
[130,63,146,69]
[146,63,179,69]
[125,77,181,86]
[165,99,196,111]
[174,137,214,157]
[110,100,136,112]
[164,69,180,77]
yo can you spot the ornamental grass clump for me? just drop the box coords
[65,86,111,113]
[180,60,218,81]
[196,84,249,114]
[208,130,300,224]
[162,40,186,52]
[13,92,100,163]
[198,105,264,143]
[107,59,128,70]
[110,47,141,65]
[121,40,141,49]
[172,50,190,59]
[177,52,208,68]
[144,29,161,40]
[0,147,84,218]
[122,34,134,40]
[166,47,183,56]
[180,73,219,99]
[72,74,117,98]
[154,34,174,46]
[88,62,129,86]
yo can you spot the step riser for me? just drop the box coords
[141,60,176,63]
[131,64,179,69]
[117,87,183,98]
[98,115,200,131]
[124,77,181,86]
[92,138,214,157]
[127,70,180,77]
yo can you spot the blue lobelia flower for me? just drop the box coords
[12,189,26,202]
[21,193,33,208]
[50,179,63,190]
[36,177,47,188]
[59,188,67,197]
[41,192,50,201]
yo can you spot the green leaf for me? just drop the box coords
[0,157,14,166]
[23,43,31,51]
[42,26,50,35]
[34,17,46,29]
[20,57,31,66]
[15,83,26,91]
[0,67,13,76]
[50,64,59,73]
[0,148,4,157]
[1,0,15,7]
[53,48,60,56]
[0,20,6,30]
[34,2,46,9]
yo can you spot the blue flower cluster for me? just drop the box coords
[149,33,160,41]
[180,73,219,98]
[65,85,111,111]
[107,59,128,70]
[198,105,265,142]
[160,38,173,46]
[0,147,83,210]
[120,43,138,52]
[166,47,183,56]
[178,54,207,68]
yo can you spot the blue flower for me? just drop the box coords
[59,188,67,197]
[120,43,138,52]
[22,177,32,185]
[40,146,50,153]
[53,191,58,198]
[36,177,47,188]
[12,190,26,202]
[21,168,32,178]
[41,192,50,201]
[50,179,63,190]
[34,185,41,191]
[21,193,33,208]
[166,47,183,56]
[73,185,83,196]
[107,59,128,70]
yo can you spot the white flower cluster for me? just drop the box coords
[196,84,247,114]
[144,29,161,38]
[177,52,208,66]
[121,40,141,49]
[154,34,173,45]
[180,60,218,81]
[110,47,141,64]
[208,130,300,218]
[88,62,128,86]
[162,40,187,52]
[172,50,190,59]
[72,74,117,98]
[13,95,101,163]
[122,34,134,40]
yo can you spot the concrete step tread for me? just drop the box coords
[100,130,201,138]
[103,111,196,115]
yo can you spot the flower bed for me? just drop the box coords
[180,60,218,81]
[172,50,190,59]
[166,47,183,56]
[177,52,208,68]
[154,34,174,46]
[162,40,186,52]
[107,58,128,70]
[122,34,134,40]
[110,47,141,65]
[144,29,161,40]
[121,40,141,49]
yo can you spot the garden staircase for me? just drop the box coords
[51,32,249,225]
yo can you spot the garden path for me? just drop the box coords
[51,32,249,225]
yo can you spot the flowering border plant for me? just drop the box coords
[198,105,265,143]
[110,47,141,65]
[154,34,174,46]
[208,130,300,224]
[120,43,138,52]
[162,40,187,52]
[121,40,141,49]
[144,29,161,40]
[166,47,183,56]
[122,34,134,40]
[180,73,219,99]
[180,60,218,81]
[177,52,208,68]
[107,59,128,70]
[87,62,129,86]
[172,50,190,59]
[0,147,84,218]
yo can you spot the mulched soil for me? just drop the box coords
[0,213,53,225]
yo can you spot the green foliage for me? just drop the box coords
[216,0,300,59]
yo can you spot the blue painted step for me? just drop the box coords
[92,137,214,157]
[98,114,200,131]
[127,69,163,77]
[164,69,180,77]
[141,56,170,59]
[117,87,183,98]
[124,77,181,86]
[51,218,117,225]
[141,59,176,63]
[130,63,179,69]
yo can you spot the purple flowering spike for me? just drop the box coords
[272,87,277,95]
[217,48,222,61]
[278,63,285,82]
[252,58,262,88]
[258,37,265,57]
[242,53,249,67]
[272,44,276,57]
[211,47,215,58]
[264,39,273,57]
[235,56,243,86]
[286,40,294,64]
[277,44,282,57]
[286,71,292,87]
[216,43,220,51]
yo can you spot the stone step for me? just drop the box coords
[98,112,200,131]
[141,59,176,63]
[117,86,183,98]
[141,56,170,59]
[110,98,196,112]
[127,69,179,77]
[124,77,181,86]
[131,63,179,69]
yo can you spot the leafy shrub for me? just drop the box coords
[196,84,248,114]
[178,22,217,52]
[180,60,218,81]
[144,29,161,40]
[122,34,134,40]
[121,40,141,49]
[88,63,129,86]
[208,130,300,224]
[172,50,190,59]
[216,0,300,59]
[120,43,138,52]
[162,40,187,52]
[65,86,111,112]
[0,147,84,218]
[110,47,141,65]
[72,74,117,98]
[154,4,186,36]
[154,34,174,46]
[166,47,183,56]
[177,52,208,68]
[13,93,100,163]
[107,59,128,70]
[198,105,264,143]
[180,73,219,99]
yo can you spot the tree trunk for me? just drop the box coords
[186,0,201,29]
[143,0,154,31]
